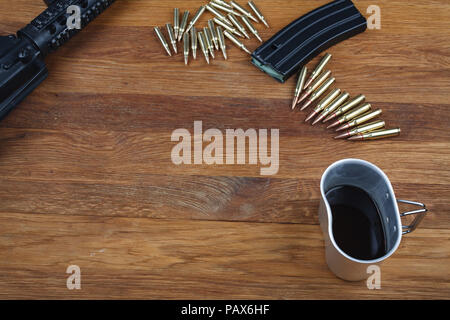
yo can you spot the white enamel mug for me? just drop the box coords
[319,159,427,281]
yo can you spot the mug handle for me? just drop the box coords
[397,200,428,235]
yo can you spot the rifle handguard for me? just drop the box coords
[0,0,115,120]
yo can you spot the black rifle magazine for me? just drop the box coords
[251,0,367,83]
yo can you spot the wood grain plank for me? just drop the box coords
[0,212,448,299]
[0,128,448,183]
[0,178,446,229]
[1,93,449,142]
[0,0,448,299]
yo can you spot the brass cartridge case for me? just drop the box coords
[292,66,308,109]
[178,11,190,41]
[206,4,232,25]
[240,15,262,42]
[313,91,350,125]
[300,77,336,111]
[191,27,198,59]
[336,109,383,132]
[230,1,258,23]
[185,5,206,34]
[217,26,228,59]
[203,27,216,59]
[348,128,401,141]
[303,53,332,88]
[166,23,177,54]
[183,32,190,65]
[248,1,269,27]
[154,26,172,56]
[223,29,252,54]
[212,0,233,9]
[327,103,371,129]
[297,70,332,104]
[174,8,180,39]
[213,18,244,38]
[305,88,341,122]
[198,31,210,64]
[208,20,219,50]
[210,2,243,16]
[334,120,386,139]
[228,13,250,39]
[323,94,365,123]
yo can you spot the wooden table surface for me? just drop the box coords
[0,0,449,299]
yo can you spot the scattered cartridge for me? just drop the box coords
[208,20,219,50]
[178,11,190,42]
[204,27,216,59]
[335,109,382,132]
[300,77,336,111]
[210,1,243,16]
[185,5,206,34]
[166,23,177,54]
[191,27,198,59]
[198,31,210,64]
[312,91,350,125]
[304,53,332,89]
[327,103,371,129]
[248,1,269,27]
[154,26,172,56]
[206,4,232,25]
[174,8,180,40]
[348,128,401,141]
[212,0,233,10]
[305,88,341,122]
[230,1,258,23]
[323,94,365,123]
[334,120,385,140]
[297,70,332,104]
[240,15,262,42]
[228,13,250,39]
[292,66,308,110]
[217,26,228,59]
[213,17,245,38]
[223,30,252,54]
[183,33,190,65]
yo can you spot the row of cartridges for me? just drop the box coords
[153,0,269,64]
[292,53,401,141]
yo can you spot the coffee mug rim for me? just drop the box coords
[320,158,403,264]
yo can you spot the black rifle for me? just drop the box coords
[0,0,116,120]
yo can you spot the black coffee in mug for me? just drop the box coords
[325,185,387,260]
[319,159,427,280]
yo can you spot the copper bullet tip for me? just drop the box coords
[305,111,317,122]
[291,97,299,110]
[334,132,350,139]
[347,135,363,141]
[335,123,349,132]
[303,77,313,89]
[300,99,312,111]
[313,114,326,125]
[243,46,252,55]
[297,92,309,105]
[312,114,325,125]
[323,113,337,123]
[327,120,340,129]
